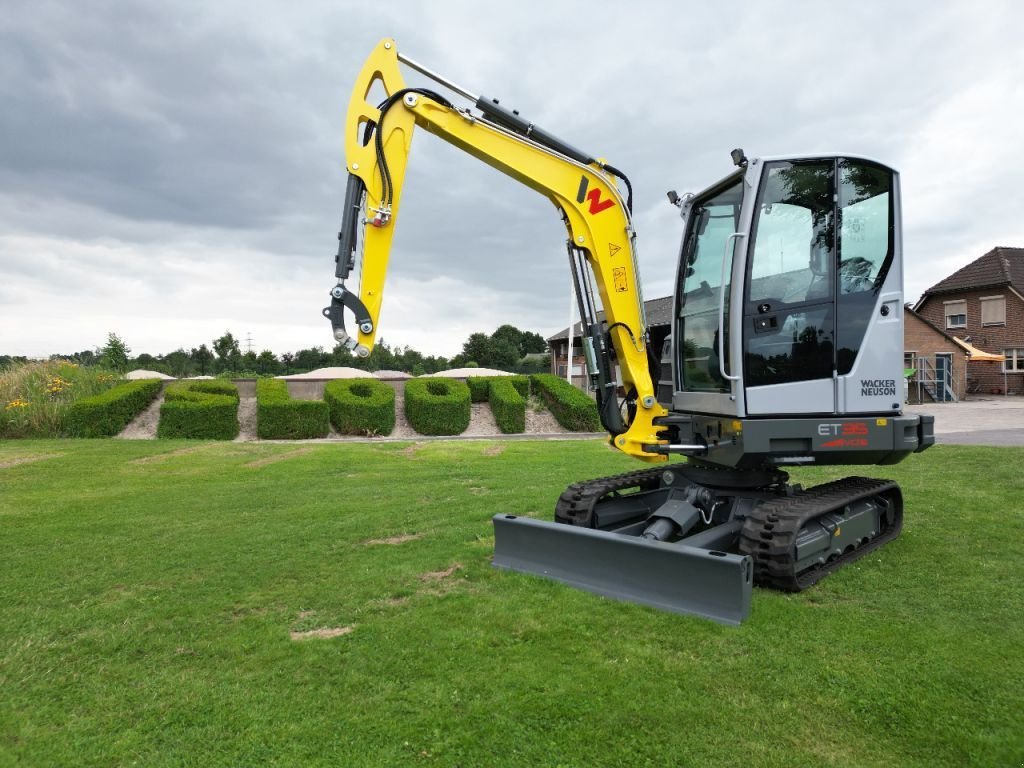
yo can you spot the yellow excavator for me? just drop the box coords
[325,39,934,623]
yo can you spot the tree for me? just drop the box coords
[190,344,214,375]
[99,332,130,372]
[256,350,280,375]
[212,331,241,372]
[280,352,295,374]
[164,348,191,377]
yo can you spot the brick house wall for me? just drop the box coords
[916,287,1024,394]
[902,308,965,401]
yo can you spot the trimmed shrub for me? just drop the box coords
[488,377,525,433]
[65,379,162,438]
[404,378,470,436]
[466,375,529,402]
[256,379,329,439]
[324,378,395,436]
[158,380,239,439]
[530,374,600,432]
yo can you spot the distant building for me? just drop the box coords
[913,246,1023,395]
[547,296,672,390]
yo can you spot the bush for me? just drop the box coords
[65,379,162,438]
[256,379,329,439]
[530,374,600,431]
[488,377,525,433]
[404,378,470,436]
[466,375,529,402]
[324,378,395,436]
[158,380,239,439]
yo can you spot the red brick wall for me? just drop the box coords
[903,309,964,400]
[916,288,1024,394]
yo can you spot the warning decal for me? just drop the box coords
[609,243,621,257]
[613,266,628,293]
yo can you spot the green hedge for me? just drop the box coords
[404,378,470,436]
[530,374,600,432]
[466,375,529,402]
[158,380,239,440]
[488,378,526,434]
[256,379,329,439]
[65,379,163,438]
[324,378,395,436]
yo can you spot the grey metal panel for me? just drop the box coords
[492,515,753,625]
[745,378,835,415]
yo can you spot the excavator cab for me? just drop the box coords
[675,156,901,418]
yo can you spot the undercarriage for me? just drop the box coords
[493,462,905,624]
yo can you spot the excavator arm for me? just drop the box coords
[326,39,668,461]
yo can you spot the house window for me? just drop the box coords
[980,296,1006,326]
[944,300,967,329]
[904,351,917,371]
[1004,348,1024,372]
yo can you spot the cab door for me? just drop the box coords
[743,160,836,415]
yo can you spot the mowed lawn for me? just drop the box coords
[1,439,1021,767]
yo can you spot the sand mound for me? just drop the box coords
[420,368,514,378]
[125,369,175,380]
[277,367,371,380]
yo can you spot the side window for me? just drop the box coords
[838,160,892,294]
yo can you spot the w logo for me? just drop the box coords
[576,176,616,215]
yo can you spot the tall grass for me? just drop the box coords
[0,361,119,438]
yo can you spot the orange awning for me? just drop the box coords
[953,337,1005,362]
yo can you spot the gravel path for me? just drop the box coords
[118,394,164,439]
[118,389,576,441]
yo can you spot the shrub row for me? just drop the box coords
[65,378,163,438]
[256,379,329,439]
[487,377,526,434]
[404,378,470,436]
[530,374,600,432]
[465,375,528,403]
[158,380,240,439]
[325,378,395,436]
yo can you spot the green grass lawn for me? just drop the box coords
[1,439,1021,767]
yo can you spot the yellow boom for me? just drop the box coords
[328,38,666,460]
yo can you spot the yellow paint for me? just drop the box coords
[876,418,888,426]
[343,40,667,460]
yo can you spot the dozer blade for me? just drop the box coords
[492,515,753,625]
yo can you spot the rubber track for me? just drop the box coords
[738,476,902,592]
[554,467,665,527]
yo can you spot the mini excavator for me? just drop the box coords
[324,39,934,624]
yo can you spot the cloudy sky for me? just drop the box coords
[2,0,1022,359]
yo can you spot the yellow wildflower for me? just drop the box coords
[5,398,30,409]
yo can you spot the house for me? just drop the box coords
[913,246,1023,395]
[903,306,966,402]
[548,296,673,390]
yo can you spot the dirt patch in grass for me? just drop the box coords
[419,563,462,581]
[290,626,354,640]
[481,444,505,457]
[129,445,212,465]
[398,443,427,458]
[244,447,315,468]
[0,453,61,469]
[363,533,422,546]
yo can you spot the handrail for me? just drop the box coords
[719,233,744,382]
